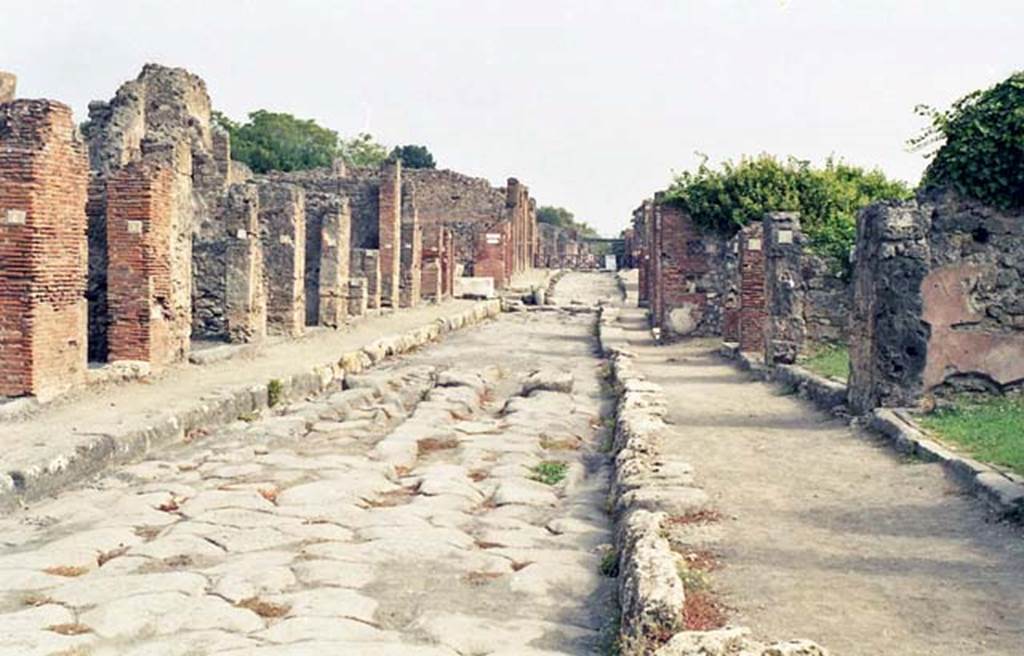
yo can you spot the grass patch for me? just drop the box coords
[599,549,619,577]
[267,379,284,408]
[800,342,849,382]
[920,394,1024,476]
[531,461,568,486]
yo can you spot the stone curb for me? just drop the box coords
[869,408,1024,521]
[0,300,501,513]
[599,309,826,656]
[718,344,847,411]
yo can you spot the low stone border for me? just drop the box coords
[719,344,846,412]
[599,308,826,656]
[869,408,1024,520]
[0,300,501,513]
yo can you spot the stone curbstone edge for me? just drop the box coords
[0,300,502,513]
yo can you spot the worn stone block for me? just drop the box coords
[258,182,305,337]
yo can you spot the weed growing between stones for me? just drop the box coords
[599,548,620,577]
[267,378,284,407]
[531,461,568,485]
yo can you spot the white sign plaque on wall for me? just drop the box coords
[777,230,794,245]
[747,238,762,251]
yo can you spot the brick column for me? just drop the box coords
[258,183,305,337]
[377,160,401,307]
[738,223,767,354]
[399,182,421,308]
[475,223,508,288]
[763,212,806,364]
[107,162,190,367]
[0,100,88,399]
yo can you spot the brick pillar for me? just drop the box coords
[222,184,266,342]
[378,160,401,307]
[258,183,305,337]
[475,224,508,288]
[351,248,381,309]
[399,182,421,308]
[763,212,805,364]
[0,100,88,399]
[738,223,767,353]
[107,162,190,367]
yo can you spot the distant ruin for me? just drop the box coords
[0,63,578,402]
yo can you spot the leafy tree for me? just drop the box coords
[536,206,599,237]
[390,144,436,169]
[214,110,339,174]
[909,71,1024,210]
[664,155,910,277]
[339,133,389,168]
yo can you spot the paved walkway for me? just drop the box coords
[604,272,1024,655]
[0,279,618,655]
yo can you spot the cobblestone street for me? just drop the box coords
[0,277,620,655]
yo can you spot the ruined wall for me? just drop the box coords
[421,225,444,300]
[84,64,221,361]
[258,183,305,337]
[399,182,422,308]
[220,184,266,342]
[763,212,805,364]
[721,234,741,343]
[351,248,382,310]
[304,191,350,327]
[106,162,191,367]
[651,202,726,339]
[0,100,89,399]
[474,224,509,288]
[849,192,1024,412]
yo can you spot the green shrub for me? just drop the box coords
[267,379,284,408]
[663,155,910,278]
[531,461,568,486]
[911,71,1024,210]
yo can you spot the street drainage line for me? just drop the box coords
[598,306,828,656]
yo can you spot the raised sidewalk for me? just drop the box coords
[0,299,500,511]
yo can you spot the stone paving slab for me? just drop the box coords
[0,299,499,511]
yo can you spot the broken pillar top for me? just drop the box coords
[0,71,16,103]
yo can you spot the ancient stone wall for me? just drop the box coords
[849,192,1024,413]
[0,100,89,399]
[763,212,806,364]
[106,162,191,367]
[721,234,741,343]
[351,248,382,310]
[650,202,726,339]
[258,182,306,337]
[303,191,350,327]
[220,184,266,342]
[421,225,444,301]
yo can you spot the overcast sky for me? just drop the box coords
[2,1,1021,235]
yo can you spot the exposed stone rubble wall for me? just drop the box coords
[351,248,382,310]
[598,307,828,656]
[0,100,89,400]
[535,222,596,269]
[347,277,368,317]
[721,234,741,343]
[420,225,445,301]
[258,182,306,337]
[849,192,1024,413]
[763,212,805,364]
[220,184,267,342]
[304,191,350,327]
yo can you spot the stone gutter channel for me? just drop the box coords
[0,301,501,513]
[598,307,827,656]
[719,345,1024,521]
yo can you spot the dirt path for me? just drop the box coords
[0,283,618,655]
[606,298,1024,655]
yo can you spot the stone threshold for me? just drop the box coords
[718,342,1024,522]
[0,300,500,513]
